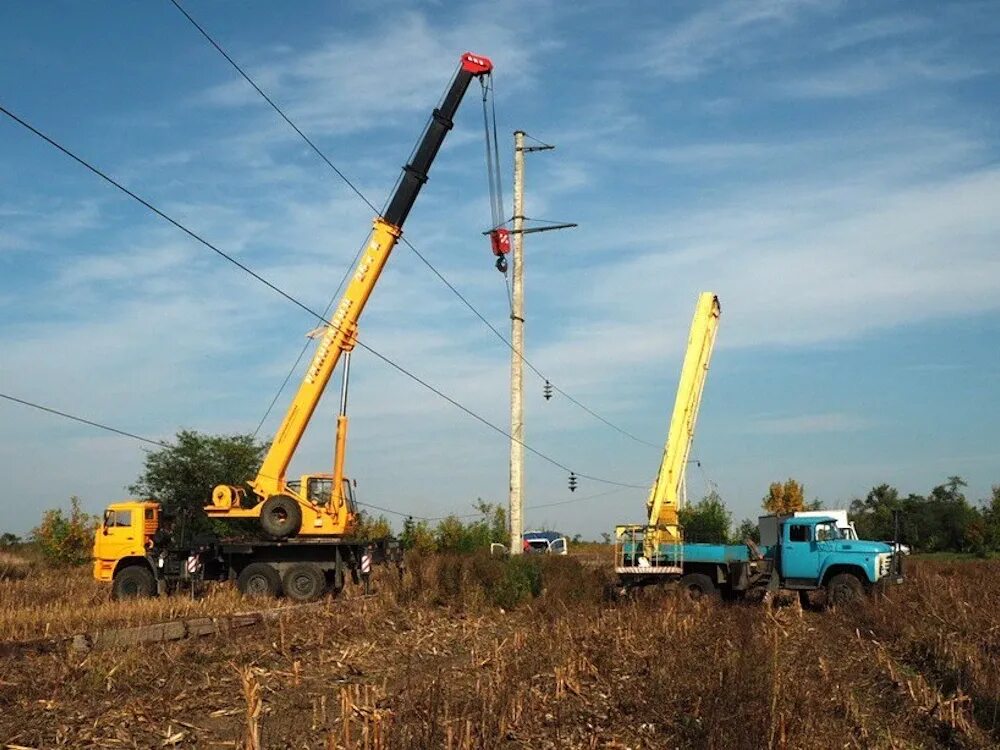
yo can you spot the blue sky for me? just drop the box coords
[1,0,998,537]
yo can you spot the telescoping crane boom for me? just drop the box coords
[205,53,495,539]
[621,293,721,562]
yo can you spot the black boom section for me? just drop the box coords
[382,67,476,229]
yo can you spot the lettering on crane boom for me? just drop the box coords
[303,239,382,385]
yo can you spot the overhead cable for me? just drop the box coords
[0,103,643,490]
[165,0,658,451]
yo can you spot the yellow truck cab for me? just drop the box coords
[93,500,160,584]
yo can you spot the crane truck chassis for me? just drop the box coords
[95,501,399,601]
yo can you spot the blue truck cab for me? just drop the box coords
[766,516,899,593]
[615,514,904,603]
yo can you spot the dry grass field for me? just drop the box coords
[1,554,998,749]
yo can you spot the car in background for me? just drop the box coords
[522,530,568,555]
[490,530,569,556]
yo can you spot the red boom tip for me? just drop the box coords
[461,52,493,75]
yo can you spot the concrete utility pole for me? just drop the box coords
[509,130,526,555]
[508,131,574,555]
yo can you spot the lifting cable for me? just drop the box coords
[480,74,510,274]
[162,0,658,452]
[0,103,644,491]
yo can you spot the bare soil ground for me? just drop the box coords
[1,555,998,749]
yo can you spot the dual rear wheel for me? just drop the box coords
[236,561,327,602]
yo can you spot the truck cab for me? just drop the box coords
[92,500,160,584]
[776,516,898,592]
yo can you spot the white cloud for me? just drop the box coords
[824,14,930,52]
[631,0,819,80]
[781,50,988,99]
[197,8,539,134]
[746,412,874,434]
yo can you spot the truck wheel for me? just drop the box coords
[259,495,302,539]
[679,573,717,600]
[826,573,864,607]
[237,563,282,598]
[283,563,325,602]
[112,565,155,600]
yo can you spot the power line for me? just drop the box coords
[251,237,366,437]
[167,0,378,216]
[0,392,169,448]
[526,486,633,511]
[0,103,643,491]
[165,0,658,451]
[0,391,478,521]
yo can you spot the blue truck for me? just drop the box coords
[615,514,905,604]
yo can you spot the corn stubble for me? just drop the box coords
[0,555,997,748]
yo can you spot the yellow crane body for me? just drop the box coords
[618,292,720,560]
[205,217,400,535]
[204,53,495,539]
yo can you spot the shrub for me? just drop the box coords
[31,496,97,567]
[0,550,32,581]
[471,554,541,610]
[354,511,392,540]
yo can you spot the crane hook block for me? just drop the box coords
[490,228,511,256]
[461,53,494,74]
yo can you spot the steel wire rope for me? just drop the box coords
[165,0,658,451]
[0,103,644,491]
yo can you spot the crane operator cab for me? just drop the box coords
[287,475,356,513]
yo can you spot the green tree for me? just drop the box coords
[732,518,760,545]
[0,532,21,547]
[849,484,901,542]
[128,430,268,518]
[922,476,977,552]
[400,516,437,553]
[679,491,731,543]
[981,485,1000,553]
[32,497,97,567]
[354,511,392,540]
[433,500,507,553]
[762,479,806,514]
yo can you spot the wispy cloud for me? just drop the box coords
[824,14,931,52]
[631,0,819,80]
[781,49,989,99]
[746,413,875,435]
[197,9,539,134]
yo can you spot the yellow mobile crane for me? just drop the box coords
[616,293,721,571]
[93,53,498,600]
[205,52,496,539]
